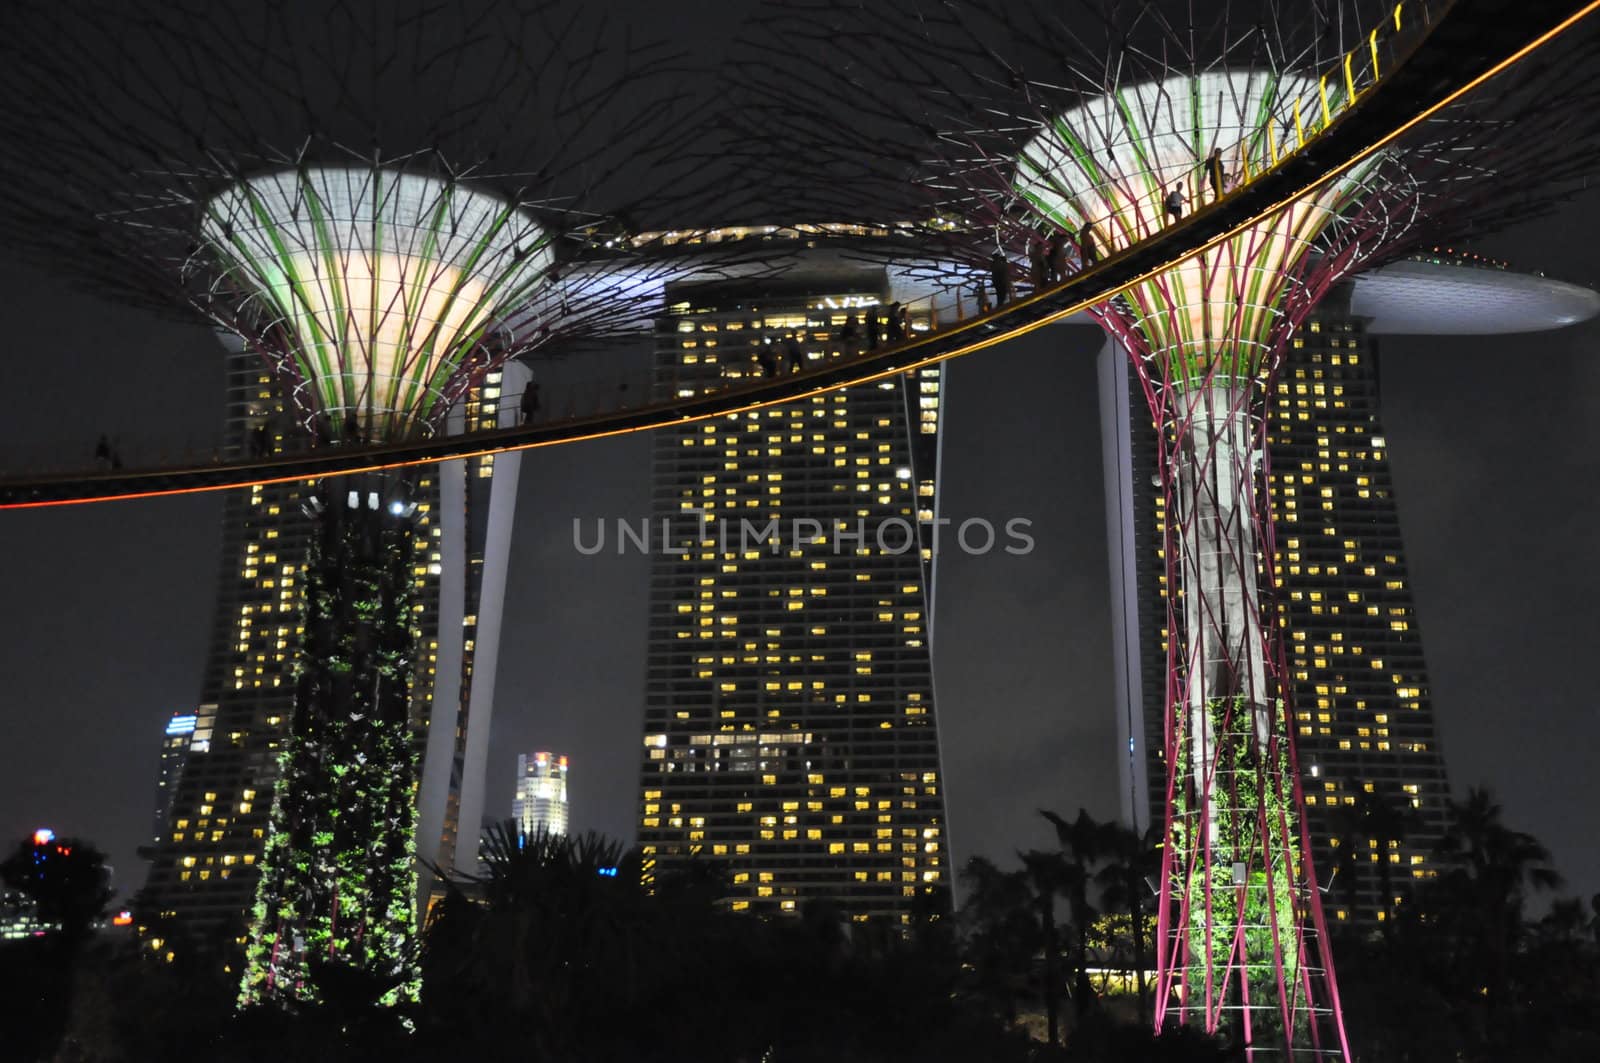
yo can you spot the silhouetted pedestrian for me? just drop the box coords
[865,306,881,349]
[838,313,860,353]
[94,434,111,468]
[974,281,991,315]
[784,336,805,372]
[1078,222,1100,266]
[250,421,270,458]
[886,302,905,342]
[1028,235,1049,289]
[520,380,541,424]
[1205,148,1226,200]
[758,345,778,377]
[1047,230,1070,281]
[988,249,1013,306]
[1164,182,1186,223]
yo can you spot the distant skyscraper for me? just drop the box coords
[134,345,323,943]
[1264,291,1453,927]
[151,711,198,846]
[636,258,949,923]
[0,888,50,941]
[137,340,526,947]
[513,752,571,839]
[1101,282,1452,927]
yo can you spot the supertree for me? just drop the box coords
[0,0,725,1010]
[720,0,1600,1055]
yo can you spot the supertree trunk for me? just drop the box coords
[240,470,423,1009]
[1139,368,1346,1059]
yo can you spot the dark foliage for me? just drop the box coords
[6,797,1597,1061]
[1,835,112,943]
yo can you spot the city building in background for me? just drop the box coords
[1,887,51,941]
[1100,258,1600,927]
[135,339,526,953]
[134,342,322,949]
[636,249,953,923]
[513,752,571,839]
[150,710,199,848]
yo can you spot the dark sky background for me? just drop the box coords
[0,2,1596,913]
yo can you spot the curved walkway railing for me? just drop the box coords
[2,0,1594,509]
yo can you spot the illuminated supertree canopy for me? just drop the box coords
[0,0,727,1013]
[200,167,554,440]
[1012,69,1397,383]
[722,0,1600,1057]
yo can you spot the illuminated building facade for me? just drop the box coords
[136,338,525,953]
[135,345,323,944]
[151,711,199,847]
[1103,283,1452,929]
[1265,295,1452,928]
[637,267,948,923]
[1,888,51,941]
[513,752,571,839]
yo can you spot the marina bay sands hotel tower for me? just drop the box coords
[138,344,529,948]
[634,233,959,924]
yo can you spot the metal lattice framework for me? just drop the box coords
[0,0,735,1013]
[720,0,1600,1058]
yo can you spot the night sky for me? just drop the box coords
[0,3,1597,914]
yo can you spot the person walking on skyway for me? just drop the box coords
[1077,222,1099,267]
[988,248,1013,306]
[1164,182,1186,223]
[1047,229,1069,281]
[886,302,907,342]
[1204,147,1225,201]
[838,312,860,353]
[1028,233,1049,289]
[520,380,541,424]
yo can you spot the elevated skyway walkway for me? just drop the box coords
[2,0,1594,509]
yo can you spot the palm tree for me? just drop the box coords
[423,821,650,1057]
[957,855,1037,1029]
[1356,788,1418,933]
[1433,786,1562,1024]
[1437,788,1561,897]
[1095,823,1161,1025]
[1040,808,1114,1022]
[1327,789,1418,932]
[1017,848,1071,1046]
